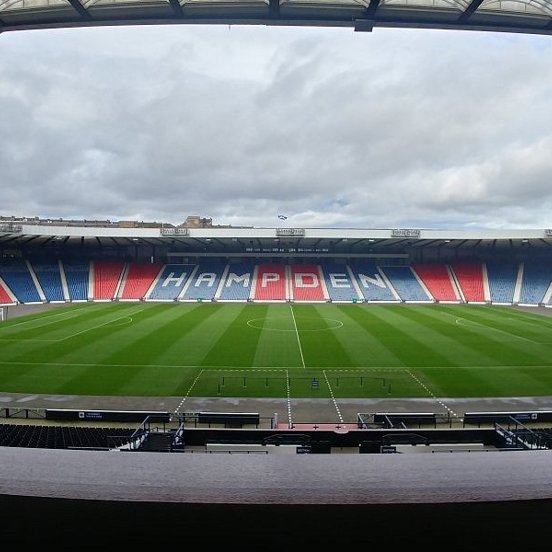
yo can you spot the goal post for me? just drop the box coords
[0,307,4,322]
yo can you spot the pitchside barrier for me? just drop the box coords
[44,409,171,423]
[192,411,261,428]
[463,411,552,427]
[372,413,437,428]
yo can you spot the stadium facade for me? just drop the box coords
[1,216,552,306]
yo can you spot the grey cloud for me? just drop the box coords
[1,26,552,228]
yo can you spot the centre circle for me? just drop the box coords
[247,316,343,331]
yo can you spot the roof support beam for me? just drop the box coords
[458,0,485,23]
[354,0,380,31]
[168,0,184,16]
[269,0,280,18]
[366,0,381,19]
[67,0,92,20]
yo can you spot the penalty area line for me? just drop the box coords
[322,370,344,424]
[175,368,204,415]
[405,368,459,418]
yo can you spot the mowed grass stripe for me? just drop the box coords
[392,305,552,366]
[4,303,225,396]
[504,308,552,330]
[0,303,97,336]
[201,303,267,368]
[291,304,356,368]
[436,305,552,363]
[55,303,215,395]
[472,305,552,332]
[439,304,552,346]
[391,305,501,366]
[0,302,128,352]
[343,304,453,368]
[0,304,164,391]
[390,305,539,367]
[0,303,148,375]
[86,303,218,366]
[335,305,406,367]
[4,303,154,366]
[251,304,305,368]
[1,302,552,398]
[419,366,508,398]
[421,365,552,398]
[62,303,243,394]
[155,303,250,367]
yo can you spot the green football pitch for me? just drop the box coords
[0,301,551,400]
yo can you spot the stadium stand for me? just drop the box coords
[349,261,397,302]
[180,261,226,301]
[30,261,65,302]
[2,257,552,308]
[0,423,134,449]
[253,264,287,301]
[411,263,459,302]
[485,260,519,304]
[119,262,163,300]
[450,262,486,303]
[378,265,432,302]
[93,260,125,301]
[0,260,42,303]
[0,278,15,304]
[321,262,361,302]
[217,261,255,301]
[290,264,326,302]
[63,261,89,301]
[518,260,552,306]
[147,264,195,301]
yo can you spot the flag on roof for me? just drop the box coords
[278,214,288,220]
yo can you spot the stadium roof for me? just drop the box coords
[1,220,552,255]
[1,0,552,37]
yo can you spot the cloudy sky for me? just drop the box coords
[1,23,552,230]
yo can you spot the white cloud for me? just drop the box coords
[1,25,552,228]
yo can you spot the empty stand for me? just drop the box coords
[180,261,226,301]
[518,260,552,306]
[148,264,196,301]
[119,262,163,300]
[349,261,397,302]
[31,261,65,302]
[485,261,519,304]
[290,264,326,302]
[411,263,459,302]
[379,266,432,302]
[321,262,361,302]
[0,260,42,303]
[0,278,15,304]
[253,264,287,301]
[451,262,486,303]
[93,260,125,301]
[218,261,255,301]
[63,261,90,301]
[0,423,134,449]
[2,257,549,308]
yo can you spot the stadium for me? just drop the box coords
[1,213,552,546]
[3,1,552,546]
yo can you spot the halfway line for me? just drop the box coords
[289,304,306,369]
